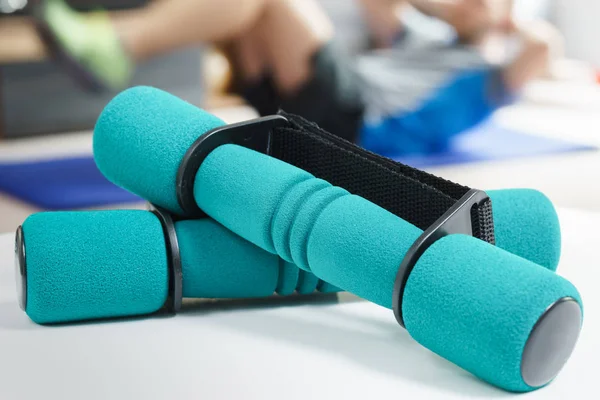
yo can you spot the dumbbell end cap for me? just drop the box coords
[15,225,27,312]
[521,296,582,388]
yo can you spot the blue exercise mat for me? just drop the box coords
[0,156,141,209]
[0,122,595,210]
[394,121,596,168]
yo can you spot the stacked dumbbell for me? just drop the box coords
[17,86,582,393]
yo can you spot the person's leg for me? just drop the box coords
[111,0,273,62]
[113,0,333,93]
[241,0,333,94]
[0,17,47,62]
[500,20,559,92]
[0,0,273,64]
[26,0,331,93]
[222,0,363,141]
[215,23,272,109]
[217,0,333,98]
[220,32,269,86]
[8,0,360,138]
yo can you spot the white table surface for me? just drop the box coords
[0,207,597,400]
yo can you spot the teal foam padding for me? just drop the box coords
[289,186,349,271]
[276,261,300,296]
[296,270,320,294]
[308,194,422,307]
[93,88,560,273]
[271,178,330,263]
[191,145,563,324]
[487,189,561,272]
[317,281,341,293]
[195,144,314,255]
[176,218,281,298]
[23,210,168,324]
[176,218,334,298]
[194,145,421,307]
[403,234,582,392]
[93,86,225,214]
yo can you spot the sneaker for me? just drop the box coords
[32,0,133,91]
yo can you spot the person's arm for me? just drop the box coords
[501,20,560,91]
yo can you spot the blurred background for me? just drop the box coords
[0,0,599,234]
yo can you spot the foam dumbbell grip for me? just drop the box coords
[487,188,561,272]
[191,143,581,392]
[18,210,338,325]
[93,86,562,271]
[93,87,578,390]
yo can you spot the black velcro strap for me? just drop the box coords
[270,112,495,244]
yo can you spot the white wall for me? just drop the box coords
[552,0,600,67]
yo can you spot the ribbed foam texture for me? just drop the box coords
[276,261,300,296]
[317,281,340,293]
[193,146,562,307]
[403,234,581,391]
[297,270,320,294]
[195,145,422,307]
[93,86,225,214]
[196,144,313,255]
[22,210,168,324]
[487,189,561,271]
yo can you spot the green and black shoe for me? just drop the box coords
[32,0,133,92]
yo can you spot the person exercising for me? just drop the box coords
[1,0,558,155]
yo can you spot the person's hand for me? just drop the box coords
[443,0,493,43]
[495,16,518,35]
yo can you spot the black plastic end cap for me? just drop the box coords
[521,297,582,388]
[14,225,27,312]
